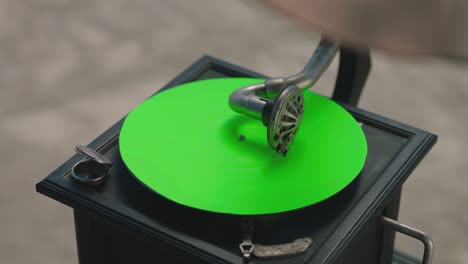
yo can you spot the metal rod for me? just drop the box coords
[277,39,339,94]
[380,216,434,264]
[228,38,339,119]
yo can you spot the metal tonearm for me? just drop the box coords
[228,38,339,157]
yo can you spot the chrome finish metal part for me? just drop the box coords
[240,217,255,261]
[380,216,434,264]
[253,237,312,258]
[228,38,338,153]
[265,39,339,97]
[239,241,255,260]
[228,39,337,120]
[74,145,112,165]
[267,85,304,156]
[238,217,312,260]
[229,83,267,120]
[71,145,112,186]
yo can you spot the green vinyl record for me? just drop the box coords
[119,78,367,215]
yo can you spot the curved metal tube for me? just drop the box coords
[228,83,267,120]
[229,39,339,119]
[282,39,339,92]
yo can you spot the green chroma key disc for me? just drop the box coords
[119,78,367,215]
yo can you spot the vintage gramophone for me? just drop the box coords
[37,37,436,264]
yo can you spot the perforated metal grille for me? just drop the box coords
[267,85,305,157]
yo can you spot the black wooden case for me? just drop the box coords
[37,55,436,264]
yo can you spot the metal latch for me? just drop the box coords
[253,237,312,258]
[239,217,312,261]
[71,145,112,186]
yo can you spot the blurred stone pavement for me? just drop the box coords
[1,1,467,263]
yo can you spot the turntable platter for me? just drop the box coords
[119,78,367,215]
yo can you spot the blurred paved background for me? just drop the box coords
[1,1,467,263]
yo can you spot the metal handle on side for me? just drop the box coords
[380,216,434,264]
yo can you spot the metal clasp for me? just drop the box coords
[253,237,312,258]
[71,145,112,186]
[239,240,255,260]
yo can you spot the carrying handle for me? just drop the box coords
[380,216,434,264]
